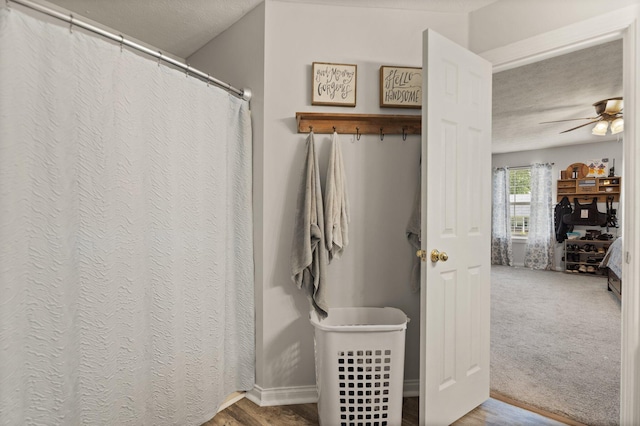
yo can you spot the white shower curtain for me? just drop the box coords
[0,8,254,426]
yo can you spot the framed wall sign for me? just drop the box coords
[587,158,609,177]
[311,62,357,107]
[379,66,422,108]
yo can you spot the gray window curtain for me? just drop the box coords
[524,163,554,270]
[492,167,513,266]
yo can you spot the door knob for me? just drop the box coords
[416,249,427,262]
[430,249,448,263]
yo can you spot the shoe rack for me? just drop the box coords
[563,240,612,276]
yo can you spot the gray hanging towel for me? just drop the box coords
[406,175,421,293]
[291,132,329,318]
[324,131,350,262]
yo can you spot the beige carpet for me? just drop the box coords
[491,266,620,426]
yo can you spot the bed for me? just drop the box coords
[600,237,622,300]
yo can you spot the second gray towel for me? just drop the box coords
[324,131,350,262]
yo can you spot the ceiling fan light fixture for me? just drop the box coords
[604,98,623,114]
[543,97,623,134]
[592,120,609,135]
[611,117,624,134]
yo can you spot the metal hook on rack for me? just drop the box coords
[185,63,190,78]
[309,126,313,133]
[333,126,336,133]
[355,127,361,141]
[206,74,210,87]
[119,34,124,53]
[69,13,73,33]
[380,128,384,141]
[157,51,162,67]
[402,127,407,141]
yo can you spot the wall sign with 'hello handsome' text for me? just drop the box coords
[379,66,422,108]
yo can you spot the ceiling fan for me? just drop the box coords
[540,97,624,135]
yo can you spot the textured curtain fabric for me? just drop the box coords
[491,168,513,266]
[0,9,254,426]
[524,163,554,270]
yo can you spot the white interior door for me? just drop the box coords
[419,29,492,425]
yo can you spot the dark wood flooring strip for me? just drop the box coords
[284,402,320,424]
[204,398,315,426]
[204,395,570,426]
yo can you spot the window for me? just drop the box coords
[509,168,531,236]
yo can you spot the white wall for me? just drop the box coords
[193,0,470,397]
[258,1,468,393]
[492,140,623,269]
[188,0,636,403]
[469,0,639,54]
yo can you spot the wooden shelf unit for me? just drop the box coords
[557,176,620,203]
[295,112,421,137]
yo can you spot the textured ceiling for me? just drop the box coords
[493,39,623,153]
[43,0,497,58]
[278,0,498,14]
[39,0,622,154]
[44,0,264,59]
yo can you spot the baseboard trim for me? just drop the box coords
[247,385,318,406]
[247,380,420,407]
[403,379,419,397]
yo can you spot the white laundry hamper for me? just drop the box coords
[310,307,409,426]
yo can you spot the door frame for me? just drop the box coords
[478,5,640,424]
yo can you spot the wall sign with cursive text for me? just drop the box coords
[312,62,357,107]
[379,66,422,108]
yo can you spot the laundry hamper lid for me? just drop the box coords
[310,307,408,332]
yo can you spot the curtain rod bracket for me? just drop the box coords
[241,88,252,102]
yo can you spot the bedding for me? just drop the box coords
[600,237,622,278]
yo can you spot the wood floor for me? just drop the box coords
[204,396,568,426]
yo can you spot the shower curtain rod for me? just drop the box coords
[6,0,252,102]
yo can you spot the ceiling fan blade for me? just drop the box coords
[559,119,602,133]
[540,117,599,124]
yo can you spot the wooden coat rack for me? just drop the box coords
[296,112,421,140]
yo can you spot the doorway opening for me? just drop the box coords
[490,39,624,425]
